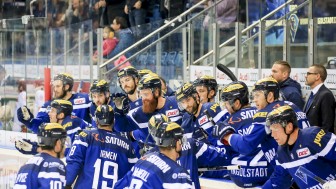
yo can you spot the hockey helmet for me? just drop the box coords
[148,114,171,136]
[138,69,153,79]
[193,75,218,94]
[252,77,280,99]
[137,73,161,91]
[90,79,109,94]
[38,123,67,147]
[153,122,184,148]
[50,99,73,117]
[175,82,197,102]
[266,105,298,129]
[117,66,139,80]
[221,81,249,105]
[53,73,74,91]
[95,104,114,126]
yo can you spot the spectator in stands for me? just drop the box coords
[304,64,336,133]
[92,26,119,63]
[124,0,148,39]
[271,60,304,110]
[203,0,238,44]
[103,0,128,26]
[0,65,15,86]
[106,16,135,70]
[13,80,27,132]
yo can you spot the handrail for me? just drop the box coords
[101,0,224,75]
[99,0,209,69]
[193,0,297,65]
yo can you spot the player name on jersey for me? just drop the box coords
[132,167,150,182]
[100,150,118,161]
[230,167,269,178]
[104,136,129,150]
[146,155,171,173]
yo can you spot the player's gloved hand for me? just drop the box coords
[17,106,34,127]
[323,180,336,189]
[15,139,38,155]
[193,127,208,142]
[120,131,135,142]
[111,92,127,99]
[212,121,235,145]
[113,95,130,115]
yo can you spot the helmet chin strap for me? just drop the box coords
[282,122,294,146]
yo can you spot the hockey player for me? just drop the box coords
[148,114,232,189]
[15,100,87,156]
[66,105,138,188]
[126,73,183,143]
[193,75,218,103]
[213,77,310,169]
[114,121,194,189]
[263,105,336,189]
[175,82,228,145]
[220,81,273,187]
[17,73,91,131]
[13,123,67,189]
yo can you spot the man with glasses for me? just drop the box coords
[304,64,335,133]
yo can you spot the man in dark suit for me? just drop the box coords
[304,64,336,133]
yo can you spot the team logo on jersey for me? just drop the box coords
[295,168,308,184]
[74,98,85,104]
[166,109,179,117]
[296,147,311,158]
[198,115,208,125]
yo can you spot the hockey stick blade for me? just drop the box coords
[198,165,241,172]
[297,166,326,184]
[217,64,237,81]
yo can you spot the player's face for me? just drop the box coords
[271,64,286,83]
[140,88,158,113]
[270,124,287,145]
[179,96,198,115]
[119,76,136,94]
[252,90,268,110]
[48,107,58,123]
[224,101,235,114]
[52,80,66,99]
[195,86,211,104]
[91,92,108,106]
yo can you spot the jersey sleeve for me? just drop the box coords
[66,131,89,186]
[196,140,231,167]
[263,163,293,189]
[309,128,336,161]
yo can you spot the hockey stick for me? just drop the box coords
[204,109,215,125]
[217,64,238,81]
[198,165,241,172]
[297,166,326,184]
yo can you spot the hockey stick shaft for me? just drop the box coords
[204,109,215,125]
[217,64,238,81]
[297,166,326,184]
[198,165,241,172]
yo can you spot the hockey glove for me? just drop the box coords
[193,127,208,142]
[120,131,135,142]
[15,139,38,155]
[113,96,130,115]
[212,121,235,145]
[17,106,34,127]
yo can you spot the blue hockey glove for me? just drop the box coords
[113,96,130,115]
[212,121,235,145]
[193,127,208,142]
[17,106,34,127]
[15,139,38,155]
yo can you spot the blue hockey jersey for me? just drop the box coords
[228,101,310,167]
[264,127,336,189]
[114,151,194,189]
[66,128,138,189]
[28,93,91,133]
[127,96,183,143]
[13,153,66,189]
[226,106,273,187]
[181,102,229,145]
[177,138,231,189]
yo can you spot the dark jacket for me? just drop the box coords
[304,84,336,133]
[279,77,304,110]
